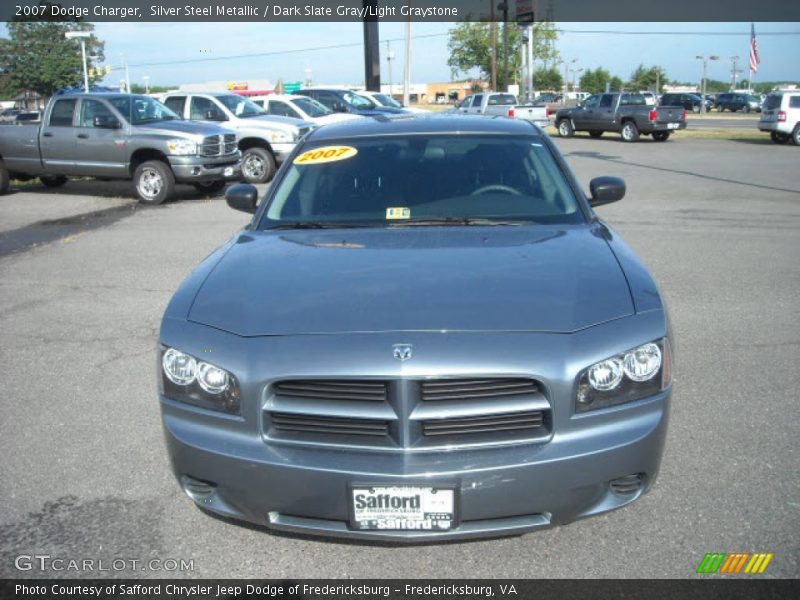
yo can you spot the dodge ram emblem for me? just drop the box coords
[393,344,413,361]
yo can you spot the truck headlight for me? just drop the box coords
[166,139,198,155]
[160,346,240,413]
[270,131,293,143]
[576,339,671,413]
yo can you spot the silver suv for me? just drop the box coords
[758,91,800,145]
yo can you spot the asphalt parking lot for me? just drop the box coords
[1,135,798,579]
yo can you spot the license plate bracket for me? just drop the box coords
[349,484,458,531]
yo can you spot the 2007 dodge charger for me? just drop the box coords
[158,115,673,541]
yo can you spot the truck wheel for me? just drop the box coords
[652,132,671,142]
[40,175,68,188]
[0,159,9,195]
[589,131,603,138]
[557,120,574,138]
[770,132,790,144]
[621,121,640,142]
[241,147,276,184]
[193,180,227,196]
[744,105,751,114]
[692,104,701,113]
[792,125,800,147]
[134,160,175,205]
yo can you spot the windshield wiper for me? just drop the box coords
[267,222,372,230]
[390,217,530,227]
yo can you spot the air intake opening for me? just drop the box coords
[181,475,217,502]
[609,473,644,496]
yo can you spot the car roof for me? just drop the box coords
[307,114,542,141]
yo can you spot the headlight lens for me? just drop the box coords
[576,339,671,413]
[270,131,292,143]
[159,346,239,413]
[166,139,197,155]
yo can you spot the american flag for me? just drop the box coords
[749,23,760,74]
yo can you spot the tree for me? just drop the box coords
[609,76,624,92]
[628,64,667,92]
[579,68,612,94]
[533,67,562,92]
[448,21,559,90]
[0,15,104,97]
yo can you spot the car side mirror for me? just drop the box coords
[589,176,626,207]
[225,183,259,214]
[205,110,227,121]
[94,115,120,129]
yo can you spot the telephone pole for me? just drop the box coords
[729,56,742,91]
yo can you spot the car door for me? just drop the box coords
[594,94,616,130]
[39,97,80,174]
[469,94,484,114]
[71,98,127,177]
[571,94,599,130]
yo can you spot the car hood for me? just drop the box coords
[188,226,634,336]
[135,120,232,139]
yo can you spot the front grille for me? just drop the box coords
[422,378,538,401]
[274,380,388,402]
[422,410,545,437]
[200,134,237,157]
[270,413,389,437]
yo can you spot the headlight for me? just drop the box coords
[159,346,240,414]
[166,139,197,155]
[269,131,293,143]
[576,339,671,413]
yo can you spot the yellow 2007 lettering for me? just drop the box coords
[294,146,358,165]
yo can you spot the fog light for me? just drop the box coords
[181,475,216,502]
[609,473,644,495]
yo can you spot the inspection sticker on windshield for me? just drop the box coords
[386,207,410,220]
[294,145,357,165]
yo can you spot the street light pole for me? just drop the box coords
[695,55,719,114]
[65,31,90,92]
[143,75,150,94]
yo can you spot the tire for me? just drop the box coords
[241,147,276,184]
[40,175,68,188]
[718,106,725,113]
[770,132,790,144]
[589,131,603,138]
[0,159,9,195]
[133,160,175,205]
[652,131,671,142]
[557,119,574,138]
[692,104,700,113]
[193,180,227,196]
[792,125,800,147]
[621,121,640,142]
[744,105,751,114]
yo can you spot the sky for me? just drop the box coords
[3,21,799,87]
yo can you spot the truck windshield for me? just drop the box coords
[292,97,332,118]
[216,95,266,118]
[372,93,403,108]
[345,93,376,109]
[109,96,180,124]
[109,96,180,125]
[260,135,584,229]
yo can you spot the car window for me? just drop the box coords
[291,96,332,118]
[314,92,340,109]
[216,94,265,117]
[790,96,800,108]
[163,96,186,116]
[48,99,77,127]
[599,95,614,108]
[345,93,375,109]
[456,96,472,109]
[262,135,584,228]
[582,95,600,109]
[267,100,298,118]
[109,96,179,125]
[487,94,516,106]
[79,99,116,127]
[472,94,484,106]
[190,96,224,120]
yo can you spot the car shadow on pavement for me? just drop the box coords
[9,179,227,201]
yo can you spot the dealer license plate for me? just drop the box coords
[351,485,455,531]
[667,123,680,129]
[223,167,234,177]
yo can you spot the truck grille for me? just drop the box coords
[200,134,237,157]
[263,378,551,451]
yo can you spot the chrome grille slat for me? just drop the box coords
[200,134,237,157]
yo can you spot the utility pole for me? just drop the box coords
[696,55,719,113]
[65,31,90,92]
[362,0,380,92]
[729,56,741,91]
[526,24,534,100]
[403,18,411,106]
[385,40,394,98]
[501,3,509,91]
[490,2,497,91]
[143,75,150,94]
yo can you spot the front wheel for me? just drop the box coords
[241,147,276,184]
[792,125,800,146]
[557,119,574,138]
[744,105,751,113]
[621,121,640,142]
[770,131,790,144]
[193,180,227,196]
[589,130,603,138]
[134,160,175,205]
[40,175,68,188]
[0,159,9,195]
[652,131,671,142]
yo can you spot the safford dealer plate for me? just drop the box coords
[350,485,455,531]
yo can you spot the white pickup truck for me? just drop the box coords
[453,92,550,128]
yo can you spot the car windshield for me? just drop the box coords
[292,96,332,117]
[216,94,266,117]
[372,93,403,108]
[109,96,180,124]
[260,135,584,229]
[344,92,376,109]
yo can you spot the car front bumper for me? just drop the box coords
[169,153,241,182]
[159,313,671,542]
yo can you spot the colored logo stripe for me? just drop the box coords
[745,553,773,574]
[697,552,773,574]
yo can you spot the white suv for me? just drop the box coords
[758,90,800,145]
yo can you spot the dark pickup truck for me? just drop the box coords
[555,92,686,142]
